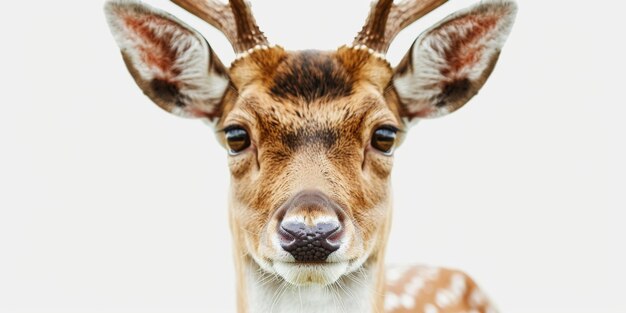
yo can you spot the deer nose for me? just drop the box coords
[276,190,345,262]
[279,221,342,262]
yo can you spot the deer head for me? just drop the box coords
[104,0,516,312]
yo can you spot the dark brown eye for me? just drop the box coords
[224,126,250,154]
[371,127,397,154]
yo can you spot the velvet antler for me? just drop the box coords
[171,0,269,53]
[353,0,448,53]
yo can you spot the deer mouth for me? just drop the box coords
[272,260,350,286]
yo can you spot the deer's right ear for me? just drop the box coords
[104,0,229,120]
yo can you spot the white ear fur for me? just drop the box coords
[104,0,229,120]
[393,0,517,121]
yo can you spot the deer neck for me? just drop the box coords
[235,255,385,313]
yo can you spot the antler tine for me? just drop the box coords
[171,0,269,54]
[353,0,448,54]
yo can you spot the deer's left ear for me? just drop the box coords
[393,0,517,120]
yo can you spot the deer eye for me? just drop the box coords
[224,126,251,154]
[371,127,397,154]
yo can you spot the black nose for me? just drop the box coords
[279,222,341,262]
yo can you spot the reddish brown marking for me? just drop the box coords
[435,14,499,77]
[122,14,187,76]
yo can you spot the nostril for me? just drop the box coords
[326,226,344,243]
[315,223,340,239]
[278,224,299,244]
[278,222,342,262]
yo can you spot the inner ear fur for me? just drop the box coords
[104,0,230,120]
[392,0,517,120]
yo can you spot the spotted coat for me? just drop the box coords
[385,266,497,313]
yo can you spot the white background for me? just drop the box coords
[1,0,624,312]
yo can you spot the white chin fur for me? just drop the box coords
[273,261,349,286]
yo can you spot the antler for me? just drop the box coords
[171,0,269,54]
[353,0,448,53]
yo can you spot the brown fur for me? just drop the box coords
[215,46,403,312]
[269,50,356,102]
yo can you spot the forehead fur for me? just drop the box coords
[269,50,355,102]
[228,46,394,100]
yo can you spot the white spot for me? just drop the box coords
[424,303,439,313]
[436,273,467,308]
[386,266,409,283]
[400,293,415,309]
[469,288,486,308]
[404,275,425,296]
[384,292,400,311]
[416,266,440,281]
[450,273,467,299]
[436,289,453,308]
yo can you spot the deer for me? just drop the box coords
[103,0,517,312]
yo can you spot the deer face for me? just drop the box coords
[105,0,516,287]
[219,48,401,284]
